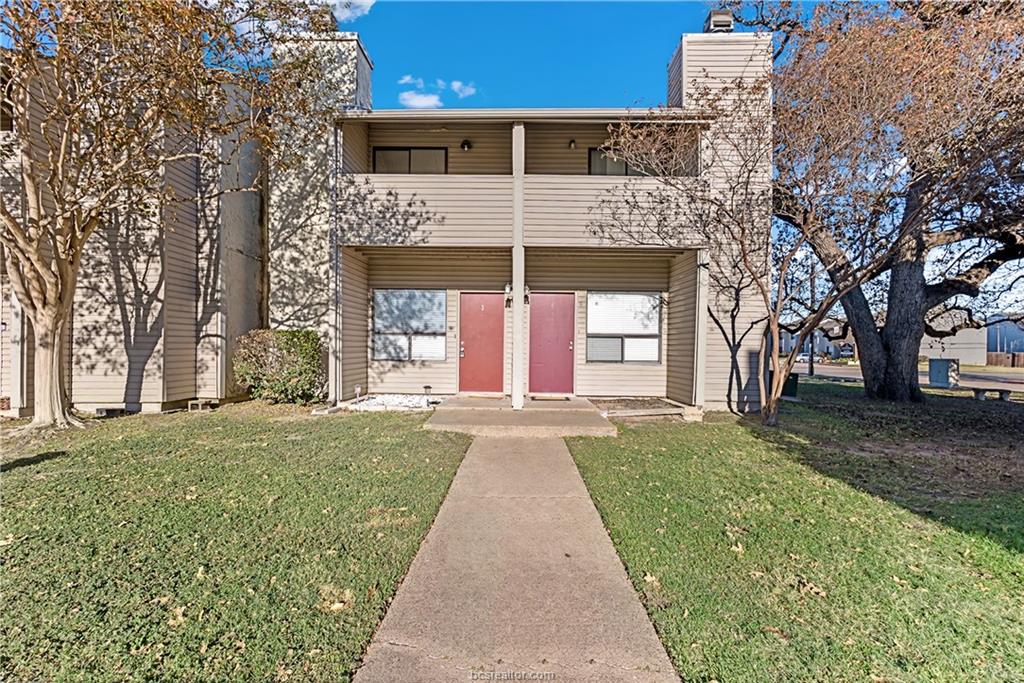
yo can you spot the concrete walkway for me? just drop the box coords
[354,437,678,682]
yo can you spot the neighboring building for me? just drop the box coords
[988,314,1024,353]
[779,316,990,365]
[269,23,773,412]
[1,109,264,417]
[919,327,988,366]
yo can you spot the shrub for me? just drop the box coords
[234,329,326,404]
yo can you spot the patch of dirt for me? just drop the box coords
[828,439,1023,501]
[591,398,677,411]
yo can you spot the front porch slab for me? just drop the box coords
[425,396,617,437]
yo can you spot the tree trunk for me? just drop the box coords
[29,307,77,428]
[838,286,887,398]
[878,259,927,402]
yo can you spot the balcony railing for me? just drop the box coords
[345,174,513,247]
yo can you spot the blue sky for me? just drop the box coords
[335,1,717,109]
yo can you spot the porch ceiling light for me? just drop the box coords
[568,139,576,150]
[460,139,472,151]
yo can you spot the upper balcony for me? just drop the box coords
[337,114,702,248]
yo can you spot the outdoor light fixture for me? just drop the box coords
[568,139,576,150]
[460,139,473,151]
[524,285,531,304]
[504,282,513,308]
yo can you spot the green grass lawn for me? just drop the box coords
[569,381,1024,682]
[1,403,471,682]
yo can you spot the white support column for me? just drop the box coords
[511,121,526,410]
[693,248,709,408]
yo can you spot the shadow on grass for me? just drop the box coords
[745,381,1024,554]
[1,451,66,473]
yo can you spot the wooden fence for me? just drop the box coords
[987,352,1024,367]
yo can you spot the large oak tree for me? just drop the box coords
[739,0,1024,401]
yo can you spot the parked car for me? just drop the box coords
[795,352,811,362]
[838,346,855,358]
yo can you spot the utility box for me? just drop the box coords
[928,358,960,388]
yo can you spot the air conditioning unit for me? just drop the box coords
[704,10,735,33]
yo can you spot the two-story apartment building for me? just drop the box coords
[2,16,770,418]
[270,22,771,413]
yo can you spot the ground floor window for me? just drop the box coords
[586,291,661,362]
[372,289,447,361]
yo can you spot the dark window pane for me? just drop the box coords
[410,148,445,174]
[374,149,409,173]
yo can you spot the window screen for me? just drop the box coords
[586,292,661,363]
[373,147,447,174]
[372,289,446,361]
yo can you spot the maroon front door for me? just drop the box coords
[459,293,504,392]
[529,293,575,394]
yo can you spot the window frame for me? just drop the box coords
[372,146,449,174]
[585,291,662,364]
[371,288,447,362]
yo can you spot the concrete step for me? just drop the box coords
[425,407,617,438]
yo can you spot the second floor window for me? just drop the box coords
[588,148,644,177]
[373,147,447,174]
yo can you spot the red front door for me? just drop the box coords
[459,293,504,393]
[529,293,575,394]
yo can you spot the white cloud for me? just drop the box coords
[332,0,375,23]
[399,91,444,109]
[435,78,447,89]
[398,74,425,89]
[450,80,477,99]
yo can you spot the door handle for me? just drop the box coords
[569,340,574,351]
[459,341,465,358]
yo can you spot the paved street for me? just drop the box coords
[794,362,1024,392]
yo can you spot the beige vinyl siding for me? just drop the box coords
[679,33,773,106]
[161,154,199,403]
[341,121,370,173]
[0,273,8,400]
[523,176,703,247]
[195,146,223,399]
[524,124,611,174]
[667,43,683,107]
[347,175,513,247]
[366,122,512,175]
[526,250,674,397]
[71,212,165,408]
[666,251,698,404]
[196,134,265,400]
[339,247,369,400]
[362,248,511,394]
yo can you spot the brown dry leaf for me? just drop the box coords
[167,606,186,628]
[762,625,790,642]
[319,585,355,614]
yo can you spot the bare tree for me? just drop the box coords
[731,1,1024,401]
[0,0,341,427]
[592,74,911,424]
